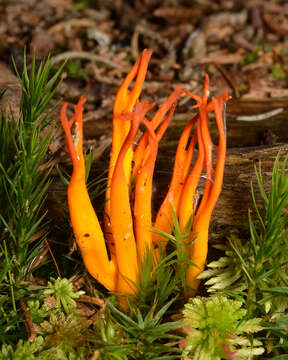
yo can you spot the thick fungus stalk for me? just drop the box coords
[133,116,158,260]
[152,115,198,249]
[110,101,154,294]
[60,97,117,291]
[177,112,205,234]
[134,102,177,260]
[105,49,152,259]
[185,93,229,295]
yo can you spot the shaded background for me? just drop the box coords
[1,0,288,242]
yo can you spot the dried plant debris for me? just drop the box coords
[0,0,288,116]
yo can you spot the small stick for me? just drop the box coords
[45,239,62,279]
[153,115,198,249]
[51,51,122,69]
[77,294,104,307]
[213,62,240,98]
[20,300,36,342]
[236,108,284,121]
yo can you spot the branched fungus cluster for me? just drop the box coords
[60,49,229,302]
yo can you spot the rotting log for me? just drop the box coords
[210,143,288,242]
[154,108,288,243]
[154,142,288,243]
[166,110,288,148]
[52,110,288,244]
[227,98,288,115]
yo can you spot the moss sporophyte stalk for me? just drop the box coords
[60,49,229,304]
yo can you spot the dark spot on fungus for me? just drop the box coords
[84,233,90,237]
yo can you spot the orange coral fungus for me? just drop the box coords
[60,49,229,303]
[185,94,228,295]
[60,97,117,291]
[104,49,152,263]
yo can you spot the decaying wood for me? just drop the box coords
[168,110,288,148]
[154,111,288,243]
[155,142,288,244]
[227,99,288,115]
[52,109,288,245]
[210,143,288,242]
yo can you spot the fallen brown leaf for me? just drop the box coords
[0,62,21,118]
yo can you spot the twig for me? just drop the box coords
[89,350,100,360]
[131,31,140,60]
[29,227,49,244]
[47,19,97,34]
[45,239,62,279]
[20,300,36,342]
[213,62,240,98]
[236,108,284,121]
[77,294,104,307]
[25,244,49,278]
[50,51,122,69]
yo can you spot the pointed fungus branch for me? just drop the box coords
[133,114,158,261]
[60,97,117,291]
[60,50,229,308]
[153,114,198,250]
[184,91,230,297]
[105,49,152,260]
